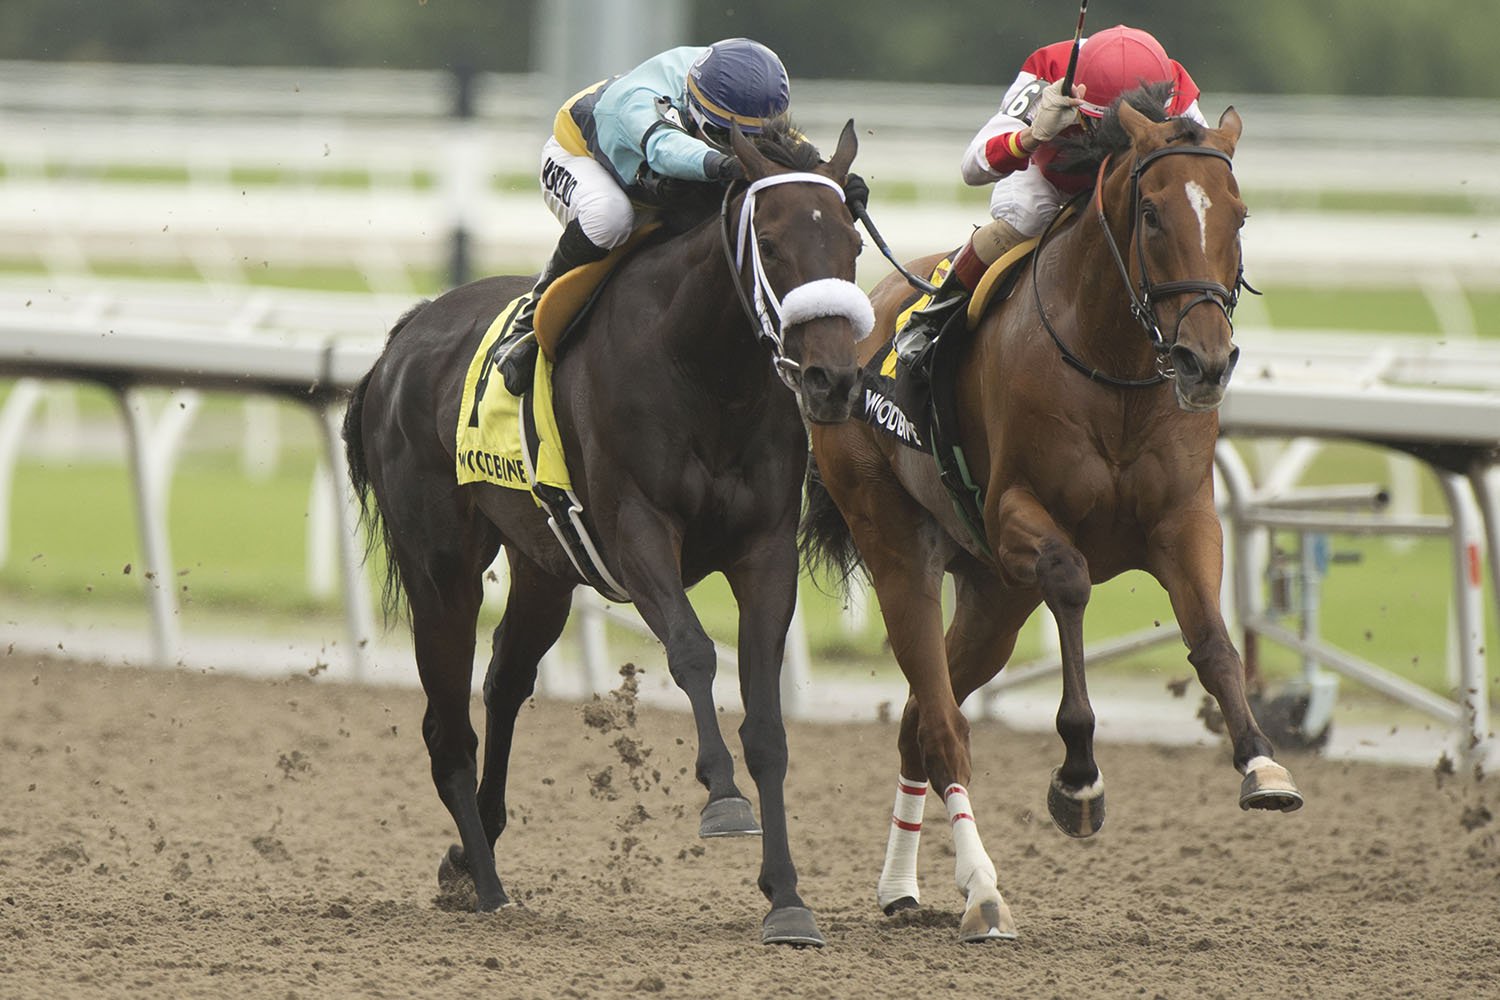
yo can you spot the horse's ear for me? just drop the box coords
[730,124,775,180]
[1116,100,1156,146]
[826,119,858,180]
[1215,107,1243,156]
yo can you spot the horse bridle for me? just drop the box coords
[1034,142,1254,389]
[718,173,874,392]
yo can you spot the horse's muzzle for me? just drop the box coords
[799,364,861,424]
[1170,342,1239,412]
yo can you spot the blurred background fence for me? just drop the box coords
[3,60,1497,296]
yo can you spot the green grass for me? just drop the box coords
[1243,188,1488,216]
[1257,286,1500,335]
[2,383,1494,706]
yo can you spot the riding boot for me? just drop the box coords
[894,219,1025,367]
[893,267,970,367]
[498,219,610,396]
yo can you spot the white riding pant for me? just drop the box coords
[987,162,1068,238]
[538,136,637,250]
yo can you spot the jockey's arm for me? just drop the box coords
[960,112,1034,185]
[642,122,721,181]
[960,65,1056,186]
[602,83,719,183]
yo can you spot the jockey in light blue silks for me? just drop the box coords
[498,38,792,395]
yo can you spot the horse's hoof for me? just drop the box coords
[699,796,762,838]
[1047,767,1106,838]
[881,896,920,916]
[1239,759,1304,812]
[762,906,825,948]
[475,887,512,912]
[437,844,472,889]
[438,844,511,911]
[958,897,1018,943]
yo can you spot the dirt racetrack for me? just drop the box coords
[2,653,1497,1000]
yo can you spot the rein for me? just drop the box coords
[1033,142,1248,389]
[718,173,874,392]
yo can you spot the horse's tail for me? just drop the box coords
[340,301,428,623]
[798,454,865,600]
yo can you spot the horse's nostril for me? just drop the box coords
[1170,346,1203,381]
[801,366,832,395]
[1222,346,1241,385]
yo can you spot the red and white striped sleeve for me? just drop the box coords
[960,41,1075,185]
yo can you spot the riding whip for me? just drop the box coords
[1060,0,1089,95]
[853,203,940,295]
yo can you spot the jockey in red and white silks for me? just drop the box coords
[960,25,1207,237]
[893,24,1208,363]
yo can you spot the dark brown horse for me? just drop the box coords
[342,122,868,946]
[801,95,1302,943]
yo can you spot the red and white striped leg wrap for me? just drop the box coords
[943,783,997,896]
[876,775,927,909]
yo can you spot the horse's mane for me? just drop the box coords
[1048,81,1207,180]
[752,115,822,171]
[654,115,822,234]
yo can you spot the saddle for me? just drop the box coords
[861,236,1041,555]
[533,223,661,360]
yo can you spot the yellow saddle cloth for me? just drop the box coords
[454,297,570,494]
[454,223,661,493]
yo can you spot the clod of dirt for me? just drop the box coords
[38,843,89,874]
[276,750,312,780]
[618,804,652,830]
[1460,804,1492,832]
[588,766,617,801]
[580,663,642,734]
[250,836,291,862]
[612,735,648,769]
[1435,752,1456,787]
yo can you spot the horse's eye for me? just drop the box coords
[1141,204,1161,230]
[757,237,778,261]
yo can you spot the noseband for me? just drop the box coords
[719,174,874,392]
[1035,142,1252,389]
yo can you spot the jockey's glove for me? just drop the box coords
[704,151,745,182]
[843,172,869,218]
[1029,79,1079,144]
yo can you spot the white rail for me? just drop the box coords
[3,61,1496,296]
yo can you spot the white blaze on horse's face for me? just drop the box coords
[811,209,823,223]
[1185,180,1212,255]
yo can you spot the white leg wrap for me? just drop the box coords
[944,783,997,898]
[876,775,927,908]
[1243,754,1275,775]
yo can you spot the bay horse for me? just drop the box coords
[801,93,1303,942]
[342,121,868,947]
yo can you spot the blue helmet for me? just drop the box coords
[686,38,790,145]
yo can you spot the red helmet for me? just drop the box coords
[1074,25,1173,119]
